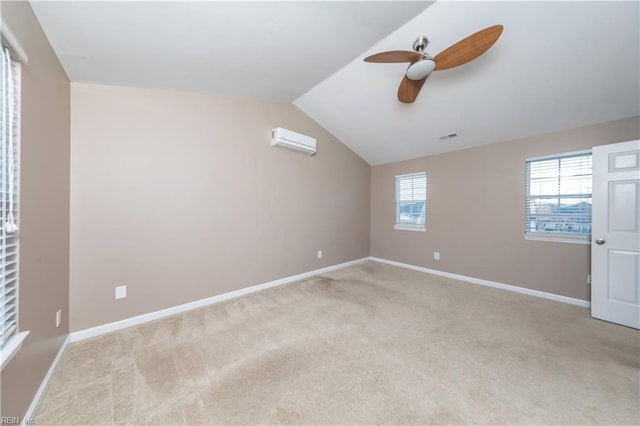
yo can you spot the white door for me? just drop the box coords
[591,140,640,329]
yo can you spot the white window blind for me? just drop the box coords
[1,45,19,349]
[395,172,426,229]
[525,152,592,242]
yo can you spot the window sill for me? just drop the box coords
[524,233,590,245]
[394,225,426,232]
[1,331,29,370]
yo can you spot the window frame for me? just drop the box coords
[394,172,427,232]
[1,37,26,370]
[524,149,592,245]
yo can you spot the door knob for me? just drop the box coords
[595,238,606,245]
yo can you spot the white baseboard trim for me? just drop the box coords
[370,257,591,308]
[70,257,369,343]
[23,334,70,424]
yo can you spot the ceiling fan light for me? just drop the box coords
[406,59,436,80]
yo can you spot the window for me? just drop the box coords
[395,172,426,231]
[525,151,592,243]
[1,44,23,368]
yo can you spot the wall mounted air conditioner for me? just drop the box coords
[271,127,316,155]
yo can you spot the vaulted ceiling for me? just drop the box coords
[29,1,430,101]
[295,1,640,164]
[30,1,639,165]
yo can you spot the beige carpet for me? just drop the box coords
[36,262,639,425]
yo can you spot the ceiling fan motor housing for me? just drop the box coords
[412,35,429,52]
[407,36,435,81]
[406,57,436,80]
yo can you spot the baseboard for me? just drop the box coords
[370,257,591,308]
[23,334,70,424]
[70,257,369,343]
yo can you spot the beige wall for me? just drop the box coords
[70,83,370,331]
[0,0,70,419]
[371,116,640,301]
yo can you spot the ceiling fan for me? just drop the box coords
[364,25,504,103]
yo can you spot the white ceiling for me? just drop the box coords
[29,1,430,102]
[30,1,639,166]
[295,1,640,164]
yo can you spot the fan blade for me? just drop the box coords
[398,75,428,103]
[434,25,503,71]
[364,50,425,63]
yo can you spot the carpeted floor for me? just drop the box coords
[36,261,639,425]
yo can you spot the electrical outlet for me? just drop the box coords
[56,309,62,328]
[587,274,591,285]
[115,285,127,299]
[434,252,440,260]
[317,250,323,259]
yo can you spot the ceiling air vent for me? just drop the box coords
[439,133,458,140]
